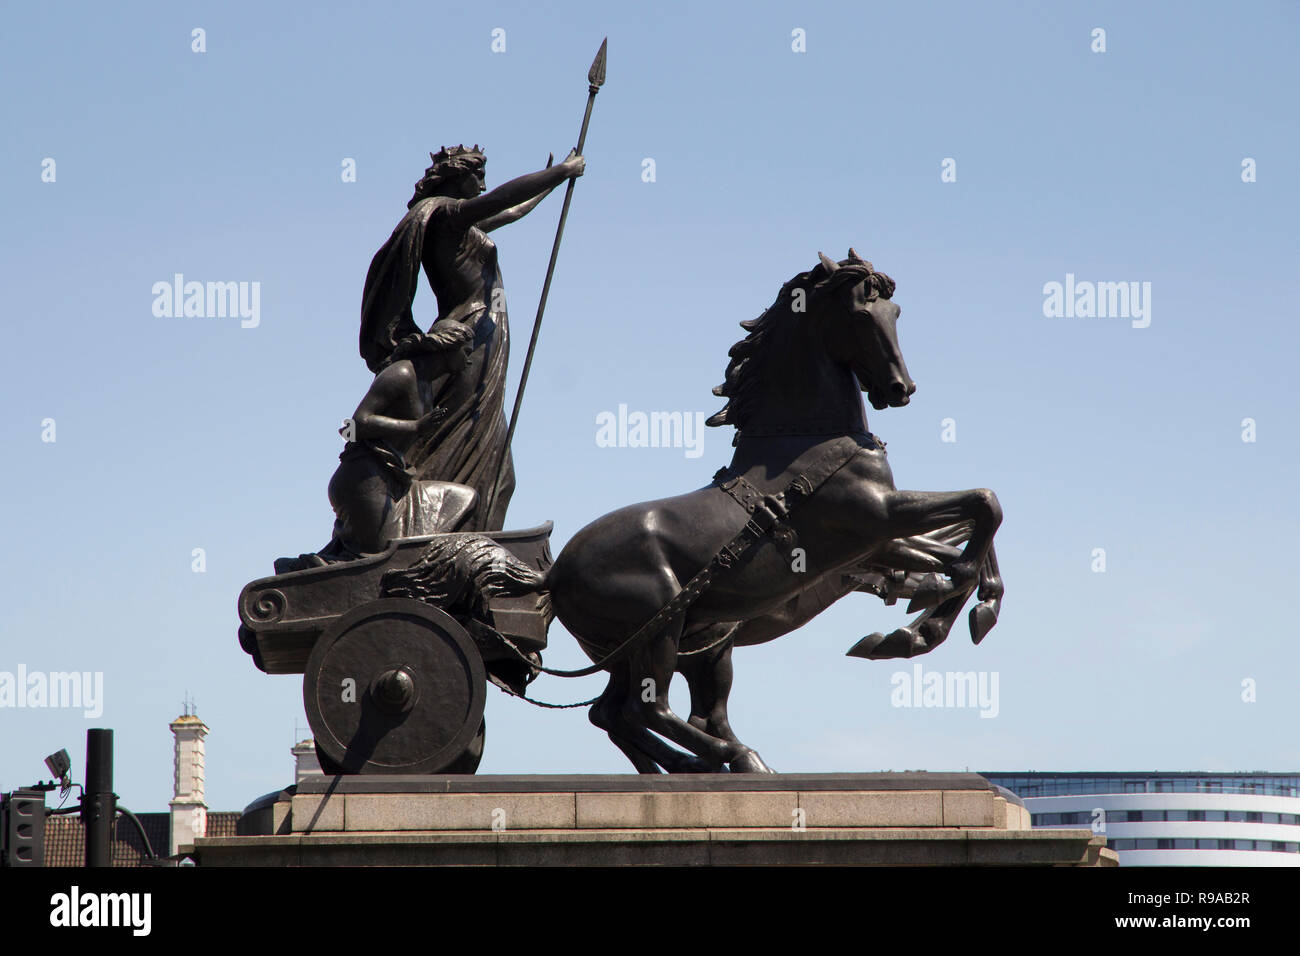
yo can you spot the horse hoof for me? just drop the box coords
[969,600,998,644]
[730,750,774,774]
[906,573,946,613]
[662,755,719,773]
[896,627,930,657]
[846,632,886,659]
[848,627,925,660]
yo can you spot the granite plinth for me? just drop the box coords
[194,774,1116,867]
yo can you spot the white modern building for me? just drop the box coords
[982,772,1300,866]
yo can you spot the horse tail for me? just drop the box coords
[380,532,551,623]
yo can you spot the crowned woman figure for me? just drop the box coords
[357,143,584,532]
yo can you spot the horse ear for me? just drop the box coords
[818,251,839,273]
[848,247,875,270]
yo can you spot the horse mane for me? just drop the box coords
[707,257,895,430]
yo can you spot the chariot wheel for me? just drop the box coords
[304,598,486,774]
[314,719,484,775]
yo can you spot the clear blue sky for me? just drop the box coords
[2,1,1297,814]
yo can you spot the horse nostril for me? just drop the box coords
[890,381,908,396]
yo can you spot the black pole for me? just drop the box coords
[81,728,115,867]
[482,39,607,524]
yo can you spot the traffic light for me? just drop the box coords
[1,788,47,867]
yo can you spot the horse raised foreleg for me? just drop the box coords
[883,489,1000,604]
[846,489,1001,658]
[968,542,1003,644]
[847,541,1003,659]
[879,528,1002,641]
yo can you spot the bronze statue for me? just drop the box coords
[274,145,585,574]
[355,144,584,534]
[319,321,476,560]
[240,43,1006,777]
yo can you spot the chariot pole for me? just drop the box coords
[484,38,607,525]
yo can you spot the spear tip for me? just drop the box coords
[588,37,608,88]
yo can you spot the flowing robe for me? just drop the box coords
[358,196,514,531]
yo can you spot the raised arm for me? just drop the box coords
[452,150,583,230]
[477,154,557,233]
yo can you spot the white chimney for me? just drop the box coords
[292,738,322,784]
[169,712,208,855]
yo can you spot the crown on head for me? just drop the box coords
[429,143,485,167]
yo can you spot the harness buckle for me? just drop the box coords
[787,475,814,498]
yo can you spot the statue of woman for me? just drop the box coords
[275,145,582,573]
[358,144,584,532]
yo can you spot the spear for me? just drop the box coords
[484,38,607,525]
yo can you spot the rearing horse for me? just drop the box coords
[390,250,1004,773]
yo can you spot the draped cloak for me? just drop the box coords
[358,196,514,532]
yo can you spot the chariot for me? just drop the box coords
[237,525,553,774]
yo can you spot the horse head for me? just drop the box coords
[708,249,916,436]
[816,249,915,411]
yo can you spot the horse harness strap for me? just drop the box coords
[714,475,800,561]
[513,436,867,681]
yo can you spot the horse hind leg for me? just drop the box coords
[679,632,775,774]
[623,616,768,773]
[590,663,711,773]
[589,671,663,773]
[679,625,735,735]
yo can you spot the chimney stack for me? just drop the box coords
[292,738,322,784]
[169,705,208,856]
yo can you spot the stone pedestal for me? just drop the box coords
[194,773,1115,866]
